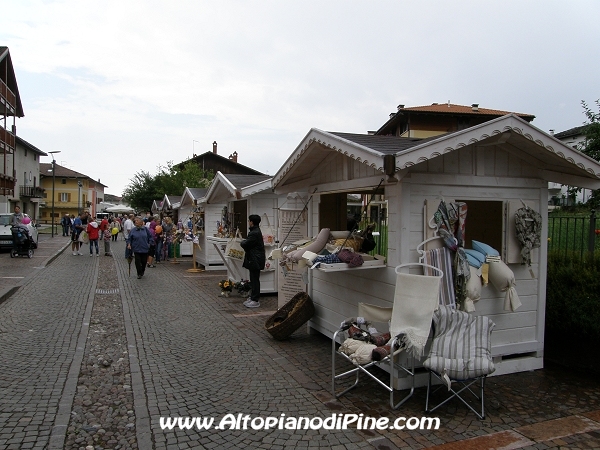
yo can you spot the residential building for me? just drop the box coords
[13,136,47,220]
[360,102,537,221]
[181,141,265,176]
[0,46,24,213]
[39,163,106,222]
[374,102,535,137]
[549,126,590,205]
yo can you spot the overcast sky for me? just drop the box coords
[2,0,599,196]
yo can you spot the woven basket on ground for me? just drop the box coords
[265,292,315,340]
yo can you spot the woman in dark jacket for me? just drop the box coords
[240,214,265,308]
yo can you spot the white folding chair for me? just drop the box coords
[332,263,442,409]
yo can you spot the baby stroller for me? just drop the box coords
[10,224,35,258]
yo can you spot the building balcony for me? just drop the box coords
[20,185,46,198]
[0,79,17,115]
[39,201,82,209]
[0,126,15,153]
[0,173,15,196]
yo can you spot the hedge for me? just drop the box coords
[545,250,600,340]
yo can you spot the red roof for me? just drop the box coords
[399,103,535,119]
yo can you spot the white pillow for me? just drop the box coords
[349,342,377,365]
[339,338,363,356]
[464,266,482,312]
[488,260,522,312]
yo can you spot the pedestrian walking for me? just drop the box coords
[111,218,120,242]
[86,220,100,257]
[61,213,71,236]
[102,225,112,256]
[71,212,84,255]
[81,210,90,226]
[123,214,134,258]
[126,217,154,279]
[161,217,174,261]
[146,219,157,268]
[154,223,163,263]
[241,214,265,308]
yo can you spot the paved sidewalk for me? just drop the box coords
[0,234,70,301]
[0,239,599,449]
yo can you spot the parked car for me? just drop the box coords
[0,213,38,250]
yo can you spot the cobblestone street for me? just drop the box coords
[1,238,599,449]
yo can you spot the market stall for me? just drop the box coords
[205,172,279,293]
[178,187,208,257]
[271,116,600,387]
[194,201,229,271]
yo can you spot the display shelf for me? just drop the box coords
[313,255,386,272]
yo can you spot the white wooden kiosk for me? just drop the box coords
[272,115,600,387]
[190,192,228,271]
[205,171,279,293]
[178,187,208,257]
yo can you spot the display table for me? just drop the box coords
[313,255,386,272]
[179,240,193,256]
[195,236,228,270]
[210,240,278,294]
[225,257,277,294]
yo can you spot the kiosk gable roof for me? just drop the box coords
[273,114,600,191]
[205,172,272,203]
[180,187,208,207]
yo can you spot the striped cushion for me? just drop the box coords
[423,306,495,380]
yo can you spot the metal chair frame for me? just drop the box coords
[332,330,416,409]
[331,263,442,409]
[425,371,487,419]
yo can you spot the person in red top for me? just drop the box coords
[86,219,101,257]
[99,217,109,233]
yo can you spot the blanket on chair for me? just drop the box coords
[391,271,440,358]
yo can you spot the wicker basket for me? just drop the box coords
[265,292,315,340]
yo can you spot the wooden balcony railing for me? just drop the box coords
[0,173,15,196]
[0,126,15,153]
[20,185,46,198]
[0,79,17,113]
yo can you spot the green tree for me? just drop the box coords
[155,161,213,195]
[580,99,600,208]
[580,100,600,161]
[122,170,160,211]
[122,161,214,211]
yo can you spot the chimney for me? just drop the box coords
[397,104,405,111]
[447,100,451,107]
[212,141,217,154]
[389,113,396,119]
[471,103,479,112]
[228,151,238,163]
[549,129,555,135]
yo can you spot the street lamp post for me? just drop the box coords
[48,151,61,238]
[78,180,82,214]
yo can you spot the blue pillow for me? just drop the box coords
[464,249,485,268]
[472,240,500,257]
